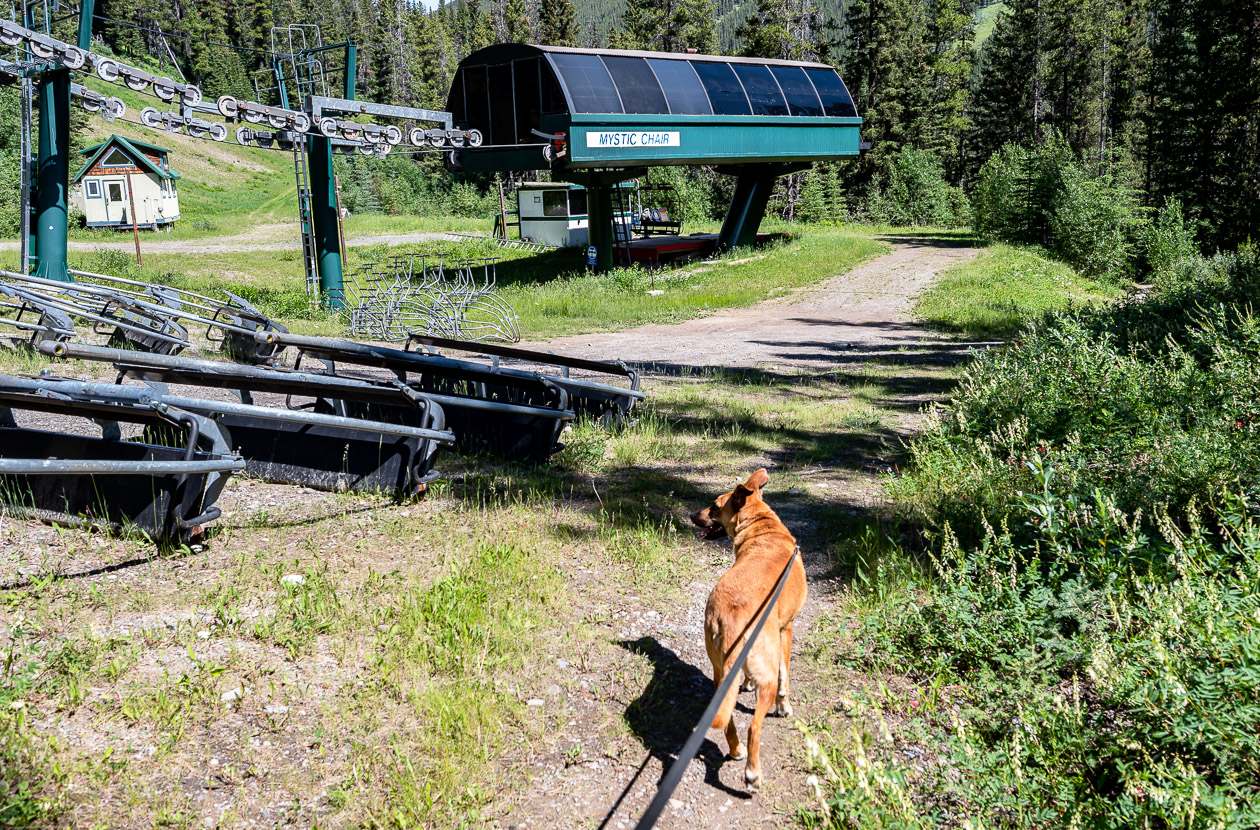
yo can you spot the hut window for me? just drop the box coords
[107,182,123,202]
[542,190,568,217]
[101,148,131,167]
[85,180,101,199]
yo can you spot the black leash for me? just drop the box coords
[632,546,801,830]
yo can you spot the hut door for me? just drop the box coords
[103,179,129,225]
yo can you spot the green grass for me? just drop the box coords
[6,224,886,341]
[506,228,886,338]
[973,2,1008,47]
[914,243,1123,339]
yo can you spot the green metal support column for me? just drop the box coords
[32,69,71,281]
[306,43,357,310]
[717,168,779,251]
[586,182,615,271]
[78,0,95,49]
[307,136,343,309]
[564,168,643,271]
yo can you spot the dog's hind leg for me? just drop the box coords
[744,679,778,791]
[775,623,795,717]
[708,635,745,761]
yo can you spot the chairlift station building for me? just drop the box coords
[446,44,861,268]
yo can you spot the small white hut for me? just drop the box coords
[72,135,181,230]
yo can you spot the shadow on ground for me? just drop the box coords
[617,636,751,801]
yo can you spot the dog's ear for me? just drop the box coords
[744,468,770,492]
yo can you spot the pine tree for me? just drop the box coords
[841,0,931,188]
[922,0,973,180]
[493,0,529,42]
[967,0,1045,171]
[622,0,717,53]
[538,0,579,46]
[736,0,824,61]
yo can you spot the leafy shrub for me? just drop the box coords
[972,137,1141,279]
[825,239,1260,828]
[445,181,495,218]
[1142,197,1199,278]
[642,165,720,225]
[892,308,1260,548]
[837,490,1260,829]
[869,147,970,227]
[1048,165,1140,279]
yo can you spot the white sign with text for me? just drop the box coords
[585,131,681,149]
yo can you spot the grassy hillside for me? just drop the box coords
[973,1,1007,47]
[68,76,300,241]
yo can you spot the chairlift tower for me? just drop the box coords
[3,5,466,306]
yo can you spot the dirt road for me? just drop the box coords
[527,236,980,371]
[496,237,981,829]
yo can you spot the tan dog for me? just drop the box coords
[691,468,806,791]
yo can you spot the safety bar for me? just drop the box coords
[0,458,245,475]
[39,341,574,421]
[408,334,640,389]
[8,375,455,445]
[10,270,261,339]
[257,330,642,401]
[0,274,190,350]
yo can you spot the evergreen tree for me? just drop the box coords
[841,0,931,188]
[538,0,579,46]
[922,0,973,179]
[501,0,534,43]
[622,0,718,53]
[736,0,824,61]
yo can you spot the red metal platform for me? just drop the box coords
[623,233,719,266]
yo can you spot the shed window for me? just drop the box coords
[770,66,824,116]
[601,56,667,114]
[542,190,569,217]
[691,61,751,115]
[568,188,587,216]
[647,59,712,114]
[84,180,101,199]
[804,68,858,117]
[107,182,123,202]
[101,147,131,167]
[732,64,789,116]
[550,53,623,113]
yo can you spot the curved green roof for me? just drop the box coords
[447,44,861,172]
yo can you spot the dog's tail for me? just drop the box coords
[711,643,744,731]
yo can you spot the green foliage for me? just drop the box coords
[1048,165,1140,279]
[914,243,1121,339]
[641,166,721,225]
[1142,197,1199,279]
[817,239,1260,828]
[973,139,1141,279]
[538,0,580,46]
[620,0,718,52]
[867,147,970,227]
[0,708,64,827]
[795,163,848,224]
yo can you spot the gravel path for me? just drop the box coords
[495,237,981,829]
